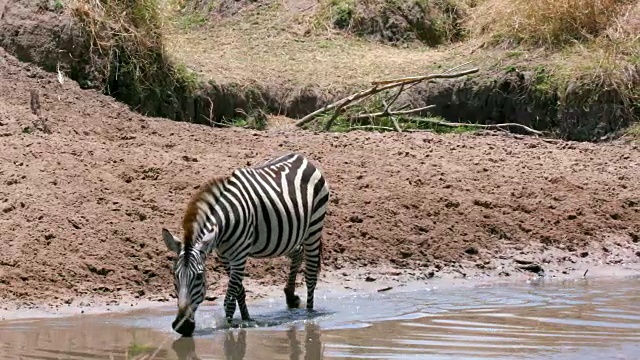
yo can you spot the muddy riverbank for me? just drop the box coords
[0,46,639,316]
[2,262,640,322]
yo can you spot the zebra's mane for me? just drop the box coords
[182,175,229,246]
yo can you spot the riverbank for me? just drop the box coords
[0,43,639,320]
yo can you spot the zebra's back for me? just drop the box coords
[225,153,329,259]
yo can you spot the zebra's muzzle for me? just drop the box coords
[173,302,195,337]
[172,314,195,337]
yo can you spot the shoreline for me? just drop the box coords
[1,46,639,328]
[2,261,639,323]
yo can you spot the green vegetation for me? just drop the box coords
[127,342,156,359]
[315,113,478,134]
[176,11,207,30]
[631,123,640,142]
[219,109,270,130]
[54,0,64,11]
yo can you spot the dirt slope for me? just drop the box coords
[0,47,639,308]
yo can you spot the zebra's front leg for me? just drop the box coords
[220,260,237,324]
[227,261,254,325]
[284,245,303,309]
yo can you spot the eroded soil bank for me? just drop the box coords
[190,69,638,141]
[0,0,637,142]
[1,47,639,316]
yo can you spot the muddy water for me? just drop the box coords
[1,276,639,360]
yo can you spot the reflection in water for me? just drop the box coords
[172,336,202,360]
[224,330,247,360]
[172,322,323,360]
[1,276,640,360]
[291,323,322,360]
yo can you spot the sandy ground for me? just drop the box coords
[1,47,639,319]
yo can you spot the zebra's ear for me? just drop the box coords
[162,228,182,253]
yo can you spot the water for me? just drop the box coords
[1,276,639,360]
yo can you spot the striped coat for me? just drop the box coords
[162,152,330,336]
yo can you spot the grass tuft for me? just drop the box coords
[69,0,200,117]
[626,123,640,141]
[313,0,474,46]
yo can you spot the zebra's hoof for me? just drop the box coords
[240,319,258,328]
[286,295,301,309]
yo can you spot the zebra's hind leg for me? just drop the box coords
[303,234,323,311]
[284,245,303,309]
[303,201,327,311]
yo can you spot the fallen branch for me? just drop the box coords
[349,125,396,131]
[390,116,402,132]
[411,118,544,136]
[349,105,436,122]
[382,87,404,132]
[370,67,479,87]
[295,67,479,128]
[383,84,404,112]
[293,65,544,137]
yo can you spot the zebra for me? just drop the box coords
[161,152,330,337]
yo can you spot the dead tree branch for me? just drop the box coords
[369,67,479,87]
[349,125,396,131]
[384,84,404,112]
[295,67,479,128]
[349,105,437,121]
[294,65,542,137]
[390,116,402,132]
[323,102,347,131]
[410,118,544,136]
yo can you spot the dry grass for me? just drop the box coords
[163,1,460,88]
[70,0,164,82]
[163,0,638,90]
[69,0,199,114]
[467,0,638,47]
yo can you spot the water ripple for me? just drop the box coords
[0,275,639,360]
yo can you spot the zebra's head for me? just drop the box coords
[162,227,217,337]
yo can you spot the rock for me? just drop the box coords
[514,258,533,265]
[464,246,479,255]
[348,215,363,223]
[518,263,544,274]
